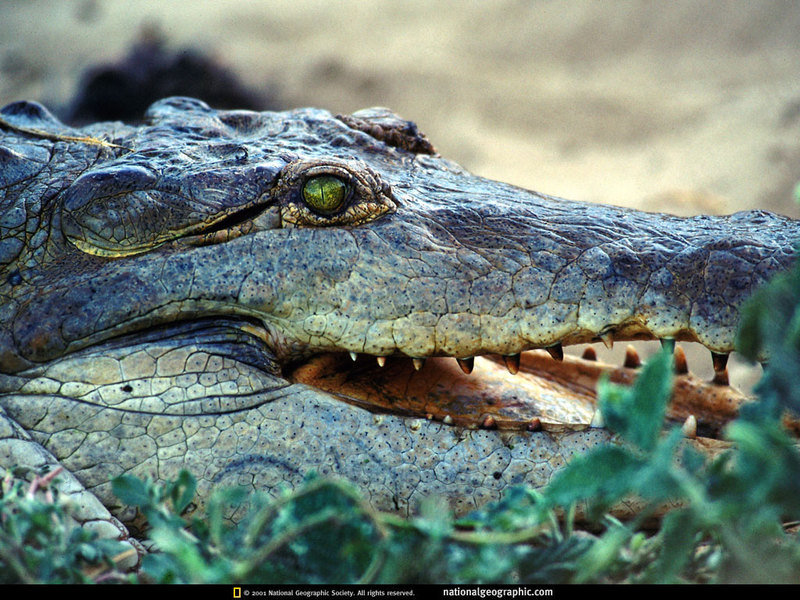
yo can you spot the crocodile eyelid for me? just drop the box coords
[274,159,397,228]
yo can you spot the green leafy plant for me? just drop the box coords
[544,349,800,583]
[112,472,389,583]
[0,467,131,583]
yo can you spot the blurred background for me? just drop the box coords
[2,0,800,385]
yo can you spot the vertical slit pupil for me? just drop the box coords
[302,175,347,213]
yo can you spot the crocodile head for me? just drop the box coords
[0,97,796,520]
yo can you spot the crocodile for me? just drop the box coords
[0,97,797,549]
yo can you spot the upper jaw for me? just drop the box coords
[0,306,751,439]
[0,186,725,372]
[4,118,790,372]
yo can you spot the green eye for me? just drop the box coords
[302,175,348,214]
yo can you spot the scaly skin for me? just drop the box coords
[0,98,796,537]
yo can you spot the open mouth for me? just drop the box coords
[7,316,750,440]
[289,351,600,430]
[288,343,748,439]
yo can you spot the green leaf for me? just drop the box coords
[598,349,673,452]
[646,509,698,582]
[459,486,549,532]
[574,520,631,583]
[167,470,197,515]
[544,445,644,515]
[111,474,152,508]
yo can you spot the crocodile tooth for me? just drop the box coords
[590,408,604,428]
[599,332,614,350]
[711,351,730,385]
[712,368,729,386]
[412,358,425,371]
[503,353,520,374]
[457,357,474,374]
[674,345,688,374]
[623,345,641,369]
[581,347,597,361]
[711,351,729,373]
[527,417,542,432]
[349,351,358,362]
[481,415,497,429]
[376,356,387,367]
[660,337,675,354]
[443,415,454,425]
[682,414,697,439]
[546,343,563,361]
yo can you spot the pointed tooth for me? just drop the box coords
[527,417,542,432]
[712,369,729,386]
[600,332,614,350]
[481,415,497,429]
[349,351,358,362]
[503,353,520,374]
[442,415,454,425]
[546,343,564,361]
[457,357,474,374]
[682,414,697,439]
[581,346,598,361]
[623,345,641,369]
[660,338,675,354]
[412,358,425,371]
[590,408,605,428]
[674,345,688,375]
[711,351,729,373]
[710,352,730,385]
[376,356,387,367]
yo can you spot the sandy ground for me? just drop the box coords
[2,0,800,386]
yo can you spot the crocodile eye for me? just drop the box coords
[276,159,396,228]
[302,175,348,214]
